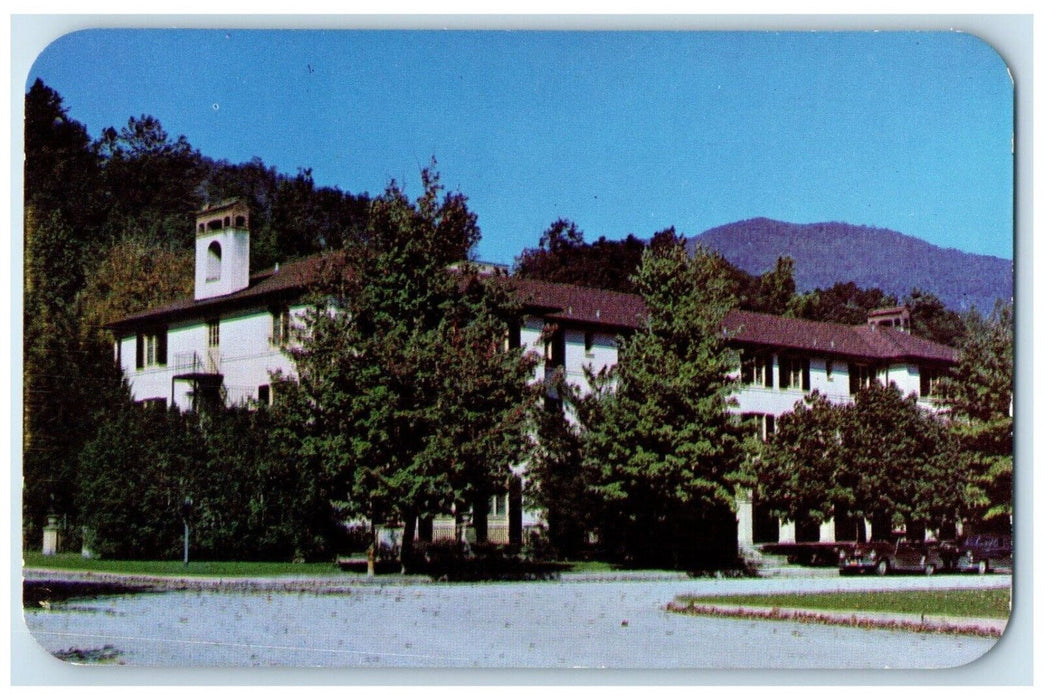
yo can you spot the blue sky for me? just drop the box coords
[26,29,1014,264]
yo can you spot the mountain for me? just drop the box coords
[687,218,1012,312]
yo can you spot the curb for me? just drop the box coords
[22,567,690,591]
[664,601,1007,638]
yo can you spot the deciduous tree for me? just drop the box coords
[284,167,536,569]
[755,382,964,540]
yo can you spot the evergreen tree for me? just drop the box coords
[905,288,966,346]
[576,237,744,568]
[939,301,1013,528]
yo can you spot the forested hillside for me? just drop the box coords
[688,218,1012,313]
[23,79,1011,563]
[23,79,372,547]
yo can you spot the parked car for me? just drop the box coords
[838,537,946,576]
[949,533,1012,574]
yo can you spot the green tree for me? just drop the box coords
[751,392,847,532]
[941,302,1013,423]
[905,288,966,347]
[575,237,744,568]
[939,301,1013,527]
[747,256,796,316]
[24,79,104,237]
[96,115,206,248]
[842,383,963,535]
[77,404,206,559]
[524,372,590,558]
[789,282,899,326]
[23,208,125,548]
[284,167,536,569]
[514,219,647,293]
[756,383,964,541]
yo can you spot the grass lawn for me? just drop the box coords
[677,588,1011,620]
[24,553,623,578]
[23,552,342,578]
[558,560,616,573]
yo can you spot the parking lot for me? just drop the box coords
[22,571,1010,671]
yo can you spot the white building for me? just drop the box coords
[723,307,956,548]
[107,201,957,550]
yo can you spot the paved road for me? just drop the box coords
[22,573,1008,669]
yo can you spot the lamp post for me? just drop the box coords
[181,497,193,566]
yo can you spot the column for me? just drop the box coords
[778,519,796,543]
[819,518,836,543]
[736,490,754,548]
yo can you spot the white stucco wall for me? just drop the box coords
[733,353,939,417]
[119,305,304,410]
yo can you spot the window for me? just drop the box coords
[135,330,167,369]
[741,412,776,441]
[257,384,271,405]
[849,364,877,394]
[919,366,945,398]
[207,319,220,347]
[206,241,222,281]
[778,356,810,390]
[584,332,594,356]
[740,351,773,388]
[271,308,291,345]
[489,494,507,518]
[544,329,565,370]
[825,360,834,381]
[503,321,522,351]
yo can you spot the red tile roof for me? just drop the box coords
[507,278,647,330]
[722,309,956,364]
[106,255,956,365]
[104,256,325,331]
[106,256,648,333]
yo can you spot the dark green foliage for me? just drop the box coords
[283,167,537,568]
[24,79,104,244]
[524,374,590,558]
[904,288,967,346]
[941,302,1013,423]
[514,219,647,293]
[96,115,207,248]
[77,406,205,559]
[747,256,797,316]
[199,162,371,270]
[23,208,127,548]
[939,301,1013,526]
[790,282,899,325]
[755,383,965,537]
[575,237,744,568]
[410,541,568,581]
[75,404,343,562]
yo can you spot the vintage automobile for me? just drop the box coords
[838,537,947,576]
[950,533,1012,574]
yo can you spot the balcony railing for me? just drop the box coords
[173,350,221,375]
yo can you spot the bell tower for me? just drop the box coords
[194,200,251,300]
